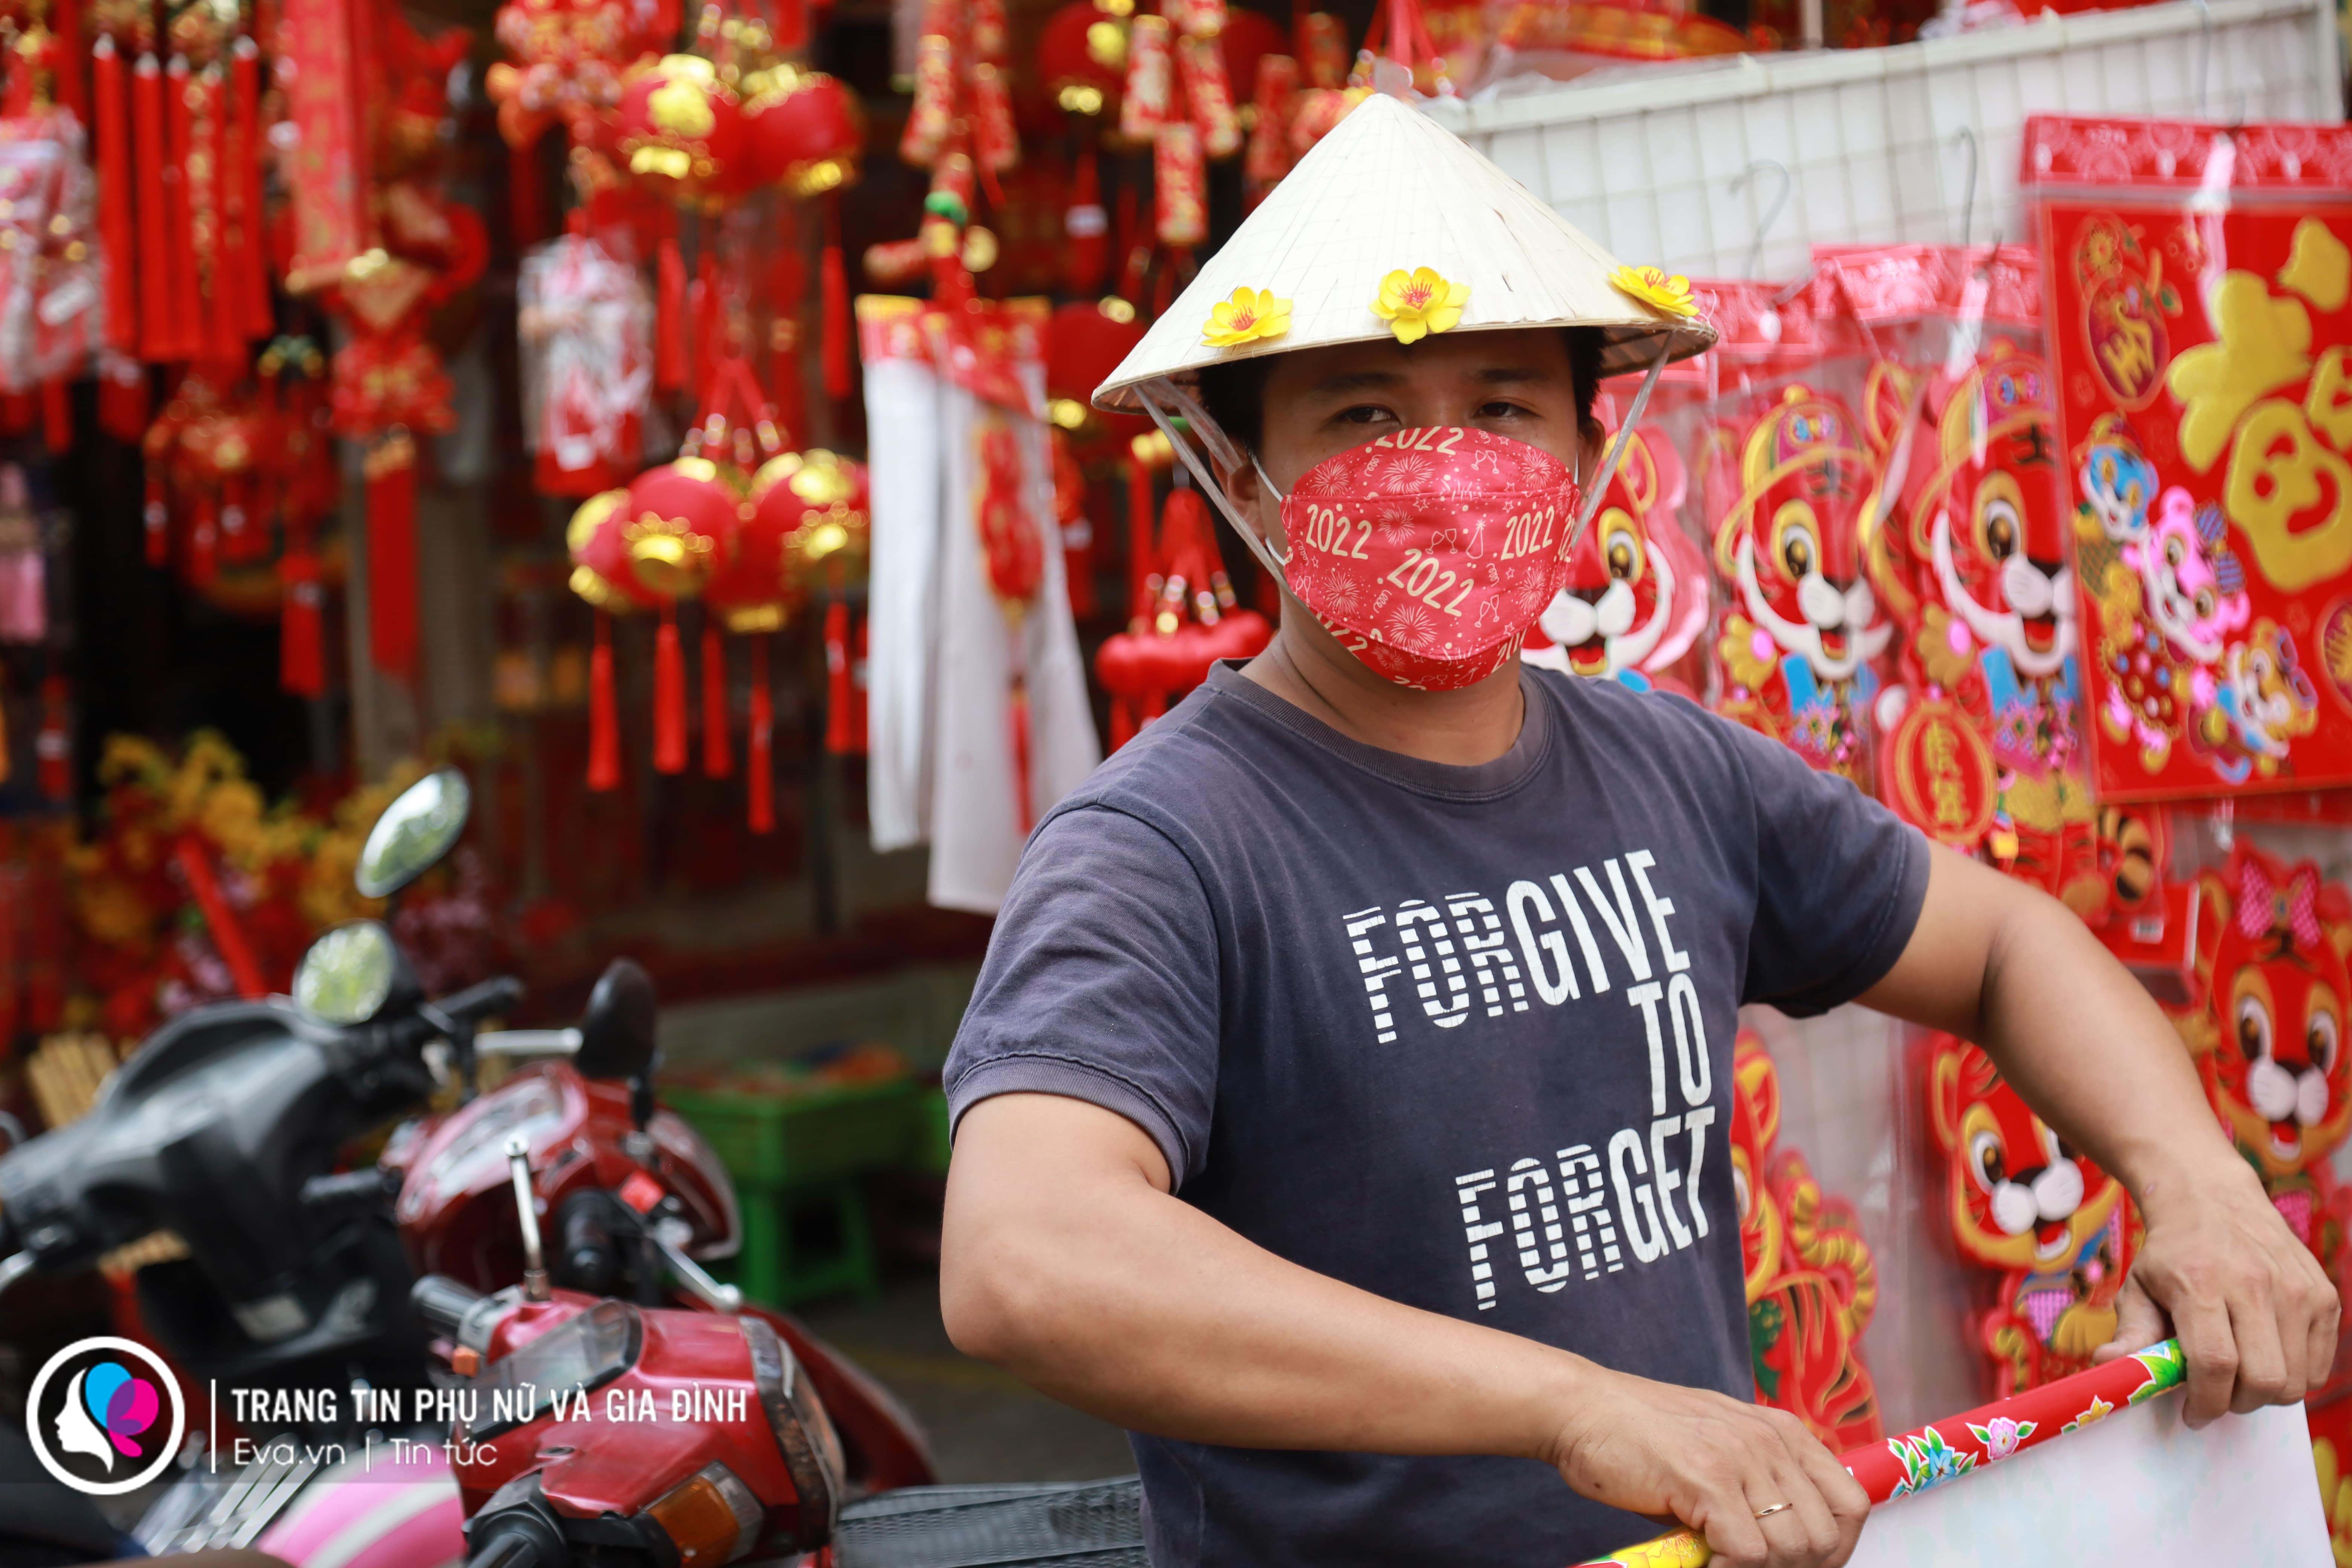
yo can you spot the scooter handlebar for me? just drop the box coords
[468,1536,548,1568]
[411,1273,487,1340]
[434,976,526,1027]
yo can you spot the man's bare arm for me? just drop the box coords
[1858,844,2338,1425]
[943,1091,1868,1568]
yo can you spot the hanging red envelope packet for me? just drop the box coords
[2024,116,2352,802]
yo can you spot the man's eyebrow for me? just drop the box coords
[1303,364,1559,395]
[1305,369,1406,395]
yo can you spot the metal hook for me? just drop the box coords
[1729,159,1792,280]
[1951,126,1979,250]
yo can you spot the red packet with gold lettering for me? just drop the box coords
[2024,117,2352,802]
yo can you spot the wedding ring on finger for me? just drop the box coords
[1752,1503,1793,1520]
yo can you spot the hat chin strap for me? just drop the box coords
[1134,380,1293,584]
[1136,336,1673,588]
[1569,341,1672,553]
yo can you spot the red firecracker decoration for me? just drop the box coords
[1095,484,1271,747]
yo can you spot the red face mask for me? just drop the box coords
[1270,426,1584,689]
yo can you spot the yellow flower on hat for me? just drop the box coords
[1372,266,1469,345]
[1611,265,1699,319]
[1201,287,1292,348]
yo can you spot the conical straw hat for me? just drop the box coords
[1093,93,1717,413]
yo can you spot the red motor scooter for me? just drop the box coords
[415,1143,1142,1568]
[388,957,935,1498]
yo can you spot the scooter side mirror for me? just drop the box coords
[574,959,658,1086]
[357,767,472,899]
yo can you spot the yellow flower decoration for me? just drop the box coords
[1611,264,1700,319]
[1200,287,1292,348]
[1372,267,1469,345]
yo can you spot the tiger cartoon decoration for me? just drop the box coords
[1524,427,1709,694]
[1711,384,1893,785]
[1876,341,2106,913]
[1730,1031,1882,1449]
[2176,844,2352,1270]
[1926,1032,2138,1396]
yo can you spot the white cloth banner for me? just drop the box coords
[1850,1397,2325,1565]
[858,296,1101,913]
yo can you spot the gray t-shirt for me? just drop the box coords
[945,660,1930,1567]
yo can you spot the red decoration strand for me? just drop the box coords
[92,40,135,353]
[653,603,686,773]
[824,598,854,753]
[588,609,621,792]
[132,54,172,361]
[230,39,272,341]
[821,193,851,400]
[747,634,773,833]
[656,234,686,391]
[700,616,732,777]
[161,56,203,361]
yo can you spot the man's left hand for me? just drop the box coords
[2097,1157,2341,1427]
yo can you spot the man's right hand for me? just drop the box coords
[1541,1368,1868,1568]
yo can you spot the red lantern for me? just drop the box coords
[749,447,871,595]
[1218,6,1288,103]
[1047,296,1147,449]
[742,69,866,198]
[1038,0,1127,118]
[614,54,746,207]
[621,456,738,600]
[566,486,665,610]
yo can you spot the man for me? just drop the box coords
[938,96,2334,1568]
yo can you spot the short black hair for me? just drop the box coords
[1192,326,1606,455]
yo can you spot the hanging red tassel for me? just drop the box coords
[653,602,686,773]
[51,0,84,123]
[821,193,851,401]
[93,39,135,353]
[230,38,271,341]
[1008,675,1033,834]
[41,380,69,455]
[132,54,171,361]
[688,245,717,399]
[824,597,854,753]
[700,615,732,777]
[588,609,622,791]
[160,56,203,361]
[280,521,325,697]
[746,634,773,833]
[200,66,241,367]
[364,431,418,678]
[656,234,687,391]
[848,612,868,753]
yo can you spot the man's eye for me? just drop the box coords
[1476,401,1531,419]
[1336,405,1394,425]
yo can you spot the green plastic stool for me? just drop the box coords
[724,1177,880,1308]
